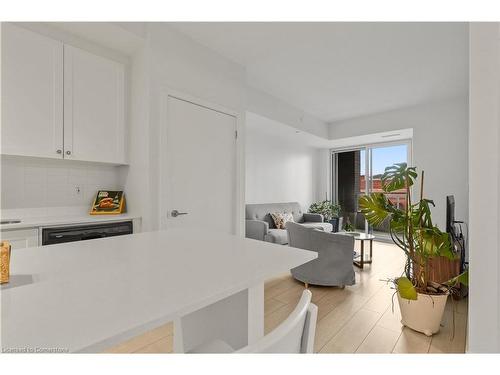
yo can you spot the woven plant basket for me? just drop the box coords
[1,241,11,284]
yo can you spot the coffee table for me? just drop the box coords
[341,232,375,269]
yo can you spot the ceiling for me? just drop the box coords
[171,22,469,123]
[246,112,413,149]
[246,112,331,148]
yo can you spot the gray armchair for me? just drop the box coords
[245,202,333,245]
[286,222,355,287]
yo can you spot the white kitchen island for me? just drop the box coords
[0,229,316,353]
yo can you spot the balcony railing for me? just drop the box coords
[358,191,407,210]
[344,192,407,234]
[385,193,407,210]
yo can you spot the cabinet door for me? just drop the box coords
[0,228,39,250]
[1,24,64,158]
[64,45,126,164]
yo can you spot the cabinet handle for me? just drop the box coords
[56,149,62,154]
[66,151,71,155]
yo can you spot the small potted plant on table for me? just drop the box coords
[308,200,342,232]
[359,163,467,336]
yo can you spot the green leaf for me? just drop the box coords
[413,199,435,227]
[397,277,417,300]
[308,200,341,221]
[445,270,469,287]
[457,271,469,286]
[417,227,455,260]
[359,193,393,227]
[389,209,407,233]
[381,163,417,192]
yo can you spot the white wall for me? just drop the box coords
[122,44,152,230]
[1,23,329,232]
[245,112,324,211]
[0,156,124,210]
[0,23,251,232]
[328,96,469,231]
[123,24,247,232]
[148,25,246,114]
[313,148,331,202]
[87,23,329,233]
[468,23,500,353]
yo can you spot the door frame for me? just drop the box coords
[159,88,244,236]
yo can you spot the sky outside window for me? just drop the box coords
[360,144,408,176]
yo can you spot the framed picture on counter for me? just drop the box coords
[90,190,125,215]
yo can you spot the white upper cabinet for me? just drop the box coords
[1,23,64,159]
[64,45,126,164]
[1,24,127,165]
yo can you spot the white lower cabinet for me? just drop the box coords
[0,228,39,250]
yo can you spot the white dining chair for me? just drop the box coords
[189,290,318,353]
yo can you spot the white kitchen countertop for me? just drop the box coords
[0,228,316,353]
[1,206,141,230]
[0,213,141,230]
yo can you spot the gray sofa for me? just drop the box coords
[287,222,355,287]
[245,202,333,245]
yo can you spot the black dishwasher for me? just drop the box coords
[42,221,133,245]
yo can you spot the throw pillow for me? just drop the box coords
[271,212,294,229]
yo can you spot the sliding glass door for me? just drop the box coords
[332,141,411,240]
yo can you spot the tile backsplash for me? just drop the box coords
[1,156,126,210]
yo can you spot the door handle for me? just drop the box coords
[171,210,188,217]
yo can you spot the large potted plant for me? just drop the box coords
[359,163,467,336]
[308,200,342,232]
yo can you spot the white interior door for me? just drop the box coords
[162,95,237,234]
